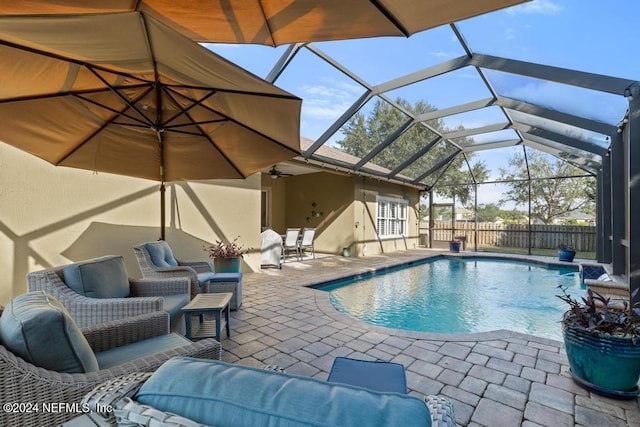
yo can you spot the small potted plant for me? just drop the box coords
[449,239,461,253]
[558,243,576,262]
[557,285,640,398]
[204,236,249,273]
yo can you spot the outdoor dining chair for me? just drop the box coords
[282,227,301,261]
[298,227,316,259]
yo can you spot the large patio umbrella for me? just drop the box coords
[1,1,530,45]
[0,12,301,239]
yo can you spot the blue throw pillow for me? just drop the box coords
[158,241,178,267]
[63,256,130,298]
[0,291,98,373]
[145,242,178,268]
[136,357,431,427]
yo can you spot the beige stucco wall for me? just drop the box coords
[262,171,420,257]
[262,174,287,233]
[353,177,420,257]
[283,172,355,254]
[0,144,262,305]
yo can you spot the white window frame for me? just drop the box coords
[376,196,408,238]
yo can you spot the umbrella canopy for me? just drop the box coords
[0,12,301,238]
[1,0,531,45]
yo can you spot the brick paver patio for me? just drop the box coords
[221,250,640,426]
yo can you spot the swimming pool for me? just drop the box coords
[317,257,583,341]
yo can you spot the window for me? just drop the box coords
[376,196,408,238]
[261,190,270,229]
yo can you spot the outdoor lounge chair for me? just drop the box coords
[282,227,301,261]
[0,292,221,427]
[134,241,243,309]
[27,255,190,334]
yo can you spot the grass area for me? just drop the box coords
[475,245,596,260]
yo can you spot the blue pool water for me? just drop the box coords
[318,257,583,341]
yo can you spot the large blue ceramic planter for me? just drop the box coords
[558,249,576,262]
[563,325,640,397]
[214,257,241,273]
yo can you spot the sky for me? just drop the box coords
[203,0,640,207]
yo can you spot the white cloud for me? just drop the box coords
[507,0,563,15]
[430,51,456,58]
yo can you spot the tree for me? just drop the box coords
[498,150,596,224]
[474,203,502,222]
[337,97,488,205]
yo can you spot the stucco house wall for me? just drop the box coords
[353,177,420,257]
[263,171,420,257]
[283,172,355,255]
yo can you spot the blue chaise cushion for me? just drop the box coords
[144,241,178,268]
[63,255,130,298]
[0,291,99,373]
[136,357,432,427]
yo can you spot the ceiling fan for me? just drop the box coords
[268,166,293,179]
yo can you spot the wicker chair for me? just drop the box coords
[0,309,221,427]
[133,241,241,302]
[27,255,190,333]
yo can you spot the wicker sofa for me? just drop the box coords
[77,357,455,427]
[27,255,190,333]
[0,292,221,427]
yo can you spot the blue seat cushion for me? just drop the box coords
[0,291,98,373]
[162,293,189,321]
[208,272,242,283]
[196,272,216,286]
[328,357,407,393]
[135,357,431,427]
[145,241,178,268]
[63,255,130,298]
[95,333,192,370]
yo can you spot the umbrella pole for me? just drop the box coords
[156,127,166,241]
[160,182,166,241]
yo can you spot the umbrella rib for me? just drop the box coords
[166,92,298,177]
[158,87,248,177]
[57,86,157,166]
[73,92,153,128]
[160,84,299,155]
[190,97,300,157]
[257,1,277,46]
[369,0,410,37]
[160,87,218,127]
[86,65,155,128]
[162,120,227,132]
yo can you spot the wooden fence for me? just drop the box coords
[421,221,596,252]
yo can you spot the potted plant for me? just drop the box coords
[204,237,249,273]
[557,285,640,398]
[558,243,576,262]
[449,239,461,253]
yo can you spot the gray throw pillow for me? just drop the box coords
[0,291,98,373]
[63,255,130,298]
